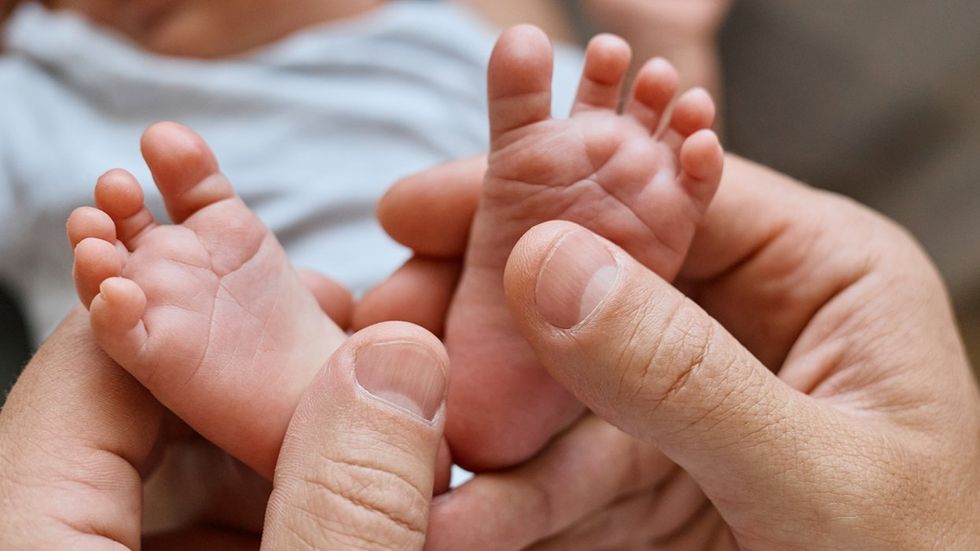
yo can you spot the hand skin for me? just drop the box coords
[582,0,733,106]
[0,279,448,549]
[365,154,980,550]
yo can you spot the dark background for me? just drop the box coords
[2,0,978,396]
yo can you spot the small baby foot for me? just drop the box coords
[445,27,724,469]
[68,123,345,476]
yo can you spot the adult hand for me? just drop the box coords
[584,0,733,39]
[0,304,448,549]
[366,154,980,549]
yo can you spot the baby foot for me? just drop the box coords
[446,27,724,469]
[67,123,345,476]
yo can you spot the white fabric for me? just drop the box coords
[0,1,584,340]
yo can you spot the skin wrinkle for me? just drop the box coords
[149,301,213,394]
[156,223,284,394]
[496,416,668,546]
[490,161,976,545]
[61,507,136,548]
[607,295,657,412]
[488,91,553,136]
[500,177,594,224]
[491,117,691,266]
[647,473,709,541]
[703,513,730,550]
[635,293,688,413]
[590,477,668,541]
[216,272,279,367]
[619,433,673,497]
[316,454,428,508]
[578,123,620,177]
[123,214,158,251]
[272,452,426,551]
[670,350,743,441]
[53,517,124,549]
[279,507,324,551]
[569,177,679,264]
[682,216,785,297]
[805,282,921,409]
[24,416,144,488]
[595,167,688,264]
[486,150,584,191]
[655,307,715,412]
[137,304,201,390]
[648,498,716,548]
[297,468,426,539]
[289,500,397,550]
[343,424,431,469]
[716,399,788,457]
[523,469,558,541]
[191,198,264,277]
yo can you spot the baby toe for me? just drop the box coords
[90,277,148,363]
[572,34,632,114]
[95,169,157,249]
[625,57,679,133]
[662,87,716,152]
[679,129,725,209]
[73,237,123,308]
[67,206,116,249]
[140,122,235,223]
[487,25,555,140]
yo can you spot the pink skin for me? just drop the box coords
[68,123,346,477]
[38,0,383,57]
[583,0,733,103]
[445,26,724,470]
[585,0,733,38]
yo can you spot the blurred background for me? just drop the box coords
[1,0,978,393]
[718,0,980,373]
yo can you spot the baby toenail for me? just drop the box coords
[535,230,620,329]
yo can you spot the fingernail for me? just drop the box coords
[535,230,619,329]
[354,341,446,422]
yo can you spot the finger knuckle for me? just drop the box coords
[281,454,428,548]
[621,296,716,413]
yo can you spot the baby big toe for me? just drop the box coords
[140,122,235,223]
[487,25,555,140]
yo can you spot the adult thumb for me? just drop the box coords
[262,322,448,550]
[504,221,824,494]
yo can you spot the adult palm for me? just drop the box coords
[365,154,980,550]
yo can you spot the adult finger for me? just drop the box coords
[0,308,164,549]
[424,416,674,551]
[262,322,448,550]
[297,268,354,330]
[378,156,484,258]
[353,257,461,338]
[503,221,831,503]
[528,471,714,550]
